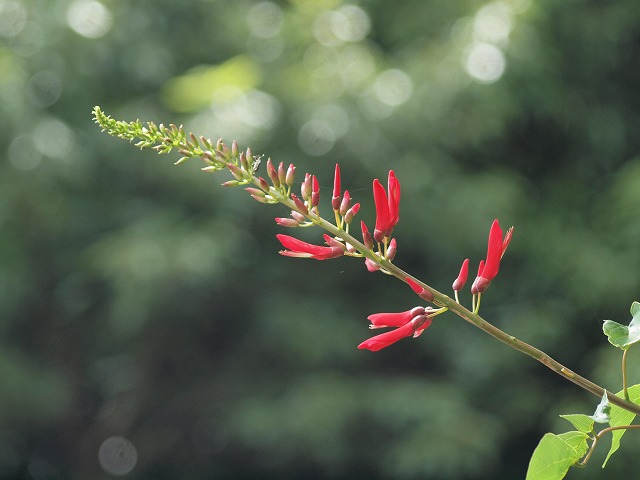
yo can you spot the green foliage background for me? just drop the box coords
[2,0,640,478]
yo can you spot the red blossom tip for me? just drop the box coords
[357,322,414,351]
[332,163,341,210]
[405,277,434,302]
[276,234,343,260]
[452,258,469,292]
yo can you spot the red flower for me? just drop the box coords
[373,171,401,242]
[358,308,432,351]
[332,163,341,211]
[276,234,343,260]
[406,277,434,302]
[471,219,513,294]
[452,258,469,292]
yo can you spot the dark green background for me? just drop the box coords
[2,0,640,478]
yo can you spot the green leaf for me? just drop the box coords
[602,301,640,350]
[526,432,589,480]
[560,414,594,434]
[602,384,640,467]
[589,391,611,424]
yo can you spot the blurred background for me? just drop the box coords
[2,0,640,478]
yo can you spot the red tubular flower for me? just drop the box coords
[358,322,415,351]
[372,179,389,242]
[452,258,469,292]
[311,175,320,208]
[358,309,432,351]
[368,306,425,329]
[332,163,341,210]
[372,171,401,242]
[406,277,434,302]
[387,171,400,230]
[471,219,513,294]
[276,234,343,260]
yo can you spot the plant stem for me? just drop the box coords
[622,348,630,401]
[580,424,640,466]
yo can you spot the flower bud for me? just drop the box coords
[361,221,374,250]
[227,162,244,180]
[290,193,309,215]
[301,173,312,200]
[275,217,299,227]
[290,210,306,223]
[332,163,341,211]
[339,190,351,216]
[344,203,360,224]
[286,164,296,186]
[386,238,397,261]
[266,158,280,188]
[278,162,286,186]
[311,175,320,208]
[258,177,271,192]
[231,140,239,157]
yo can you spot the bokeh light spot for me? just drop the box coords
[27,70,63,107]
[0,0,27,38]
[373,69,413,106]
[9,134,41,170]
[465,43,505,83]
[98,436,137,476]
[473,2,512,44]
[246,2,284,38]
[34,118,75,159]
[298,119,336,156]
[66,0,112,39]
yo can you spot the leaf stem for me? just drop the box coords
[580,424,640,466]
[622,348,630,401]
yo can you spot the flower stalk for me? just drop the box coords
[92,106,640,417]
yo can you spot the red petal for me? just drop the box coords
[452,258,469,291]
[373,179,389,242]
[357,322,414,351]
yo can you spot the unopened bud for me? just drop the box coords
[277,162,286,186]
[361,221,373,250]
[311,175,320,207]
[386,238,397,261]
[221,180,241,187]
[365,258,380,272]
[406,277,434,303]
[239,152,250,171]
[291,193,309,215]
[286,164,296,186]
[266,158,280,188]
[231,140,239,157]
[344,203,360,224]
[290,210,306,223]
[301,173,312,200]
[258,177,271,192]
[227,162,244,180]
[339,190,351,216]
[275,217,299,227]
[245,187,266,198]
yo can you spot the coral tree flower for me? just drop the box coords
[358,307,431,351]
[373,171,401,242]
[276,234,343,260]
[471,219,513,294]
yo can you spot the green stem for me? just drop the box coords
[580,424,640,466]
[622,348,630,401]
